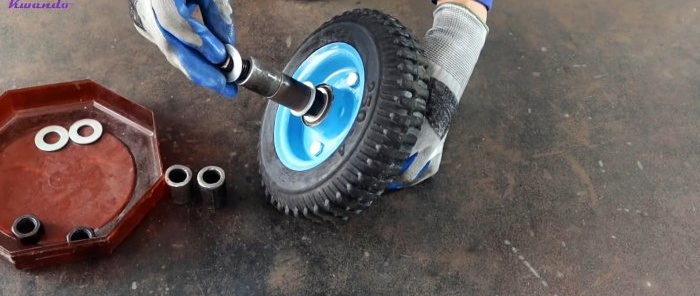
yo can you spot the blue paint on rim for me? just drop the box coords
[274,43,365,171]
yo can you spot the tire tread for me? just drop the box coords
[260,9,429,223]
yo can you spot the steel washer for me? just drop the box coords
[34,125,70,152]
[69,119,103,145]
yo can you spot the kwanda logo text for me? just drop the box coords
[8,0,73,9]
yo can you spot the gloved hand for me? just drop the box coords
[392,1,489,188]
[129,0,238,98]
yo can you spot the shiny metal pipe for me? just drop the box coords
[165,165,195,205]
[197,166,227,210]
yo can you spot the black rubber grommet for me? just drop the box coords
[11,214,44,245]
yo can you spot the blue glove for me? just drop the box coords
[129,0,238,98]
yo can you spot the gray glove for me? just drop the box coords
[394,3,488,187]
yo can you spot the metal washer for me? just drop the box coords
[34,125,70,152]
[69,119,103,145]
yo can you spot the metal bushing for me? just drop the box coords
[66,227,96,243]
[165,165,195,205]
[197,166,227,209]
[11,215,44,245]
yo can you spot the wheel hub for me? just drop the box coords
[302,84,333,127]
[273,42,365,171]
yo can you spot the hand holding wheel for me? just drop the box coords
[394,2,489,187]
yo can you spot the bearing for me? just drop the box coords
[66,227,96,243]
[11,214,44,245]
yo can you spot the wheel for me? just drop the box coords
[259,9,429,222]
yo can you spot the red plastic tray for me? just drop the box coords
[0,80,166,269]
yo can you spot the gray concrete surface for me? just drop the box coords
[1,0,699,295]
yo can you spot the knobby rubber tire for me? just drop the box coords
[259,9,429,223]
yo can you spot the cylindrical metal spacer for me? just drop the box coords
[165,165,195,205]
[236,57,316,114]
[196,166,227,210]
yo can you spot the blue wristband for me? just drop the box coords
[431,0,492,11]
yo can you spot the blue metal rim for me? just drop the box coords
[274,42,365,171]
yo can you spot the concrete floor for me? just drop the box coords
[1,0,699,295]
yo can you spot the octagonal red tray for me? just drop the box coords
[0,80,166,269]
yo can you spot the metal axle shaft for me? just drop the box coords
[219,48,331,125]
